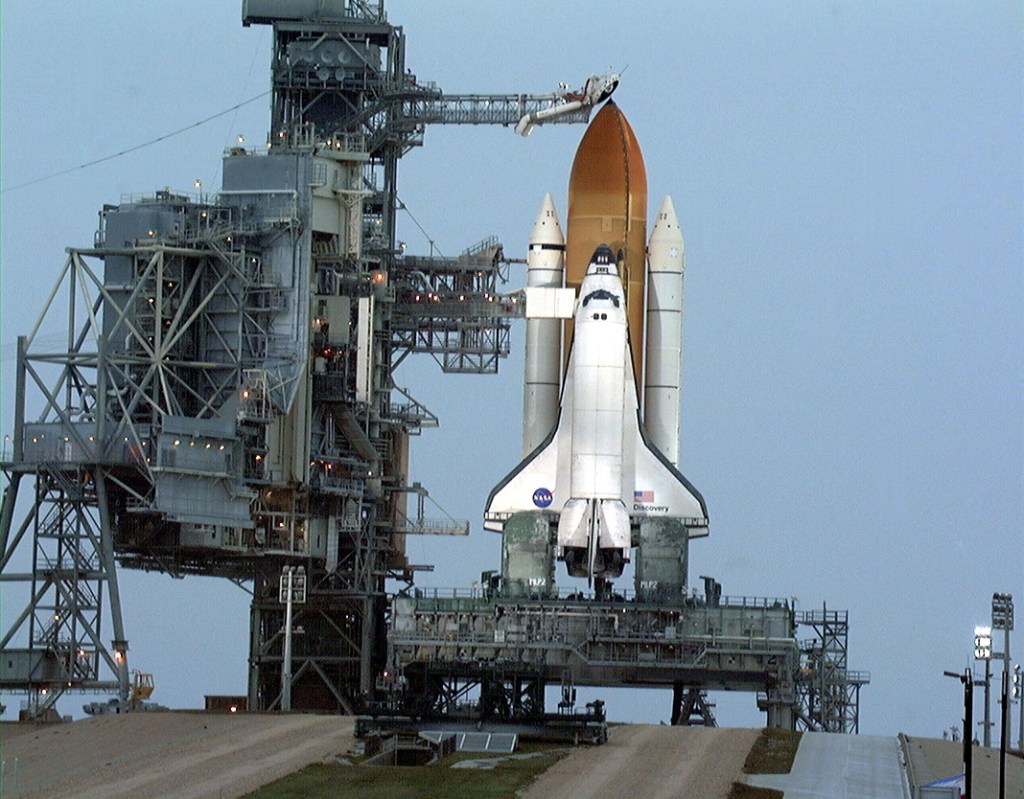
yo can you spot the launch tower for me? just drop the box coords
[0,0,590,718]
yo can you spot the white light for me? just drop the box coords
[974,625,992,660]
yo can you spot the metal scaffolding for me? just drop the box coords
[0,0,589,718]
[794,606,870,733]
[391,238,526,373]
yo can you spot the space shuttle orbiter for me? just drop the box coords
[484,244,707,580]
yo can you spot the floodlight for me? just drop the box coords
[974,625,992,660]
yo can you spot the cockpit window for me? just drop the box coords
[581,289,620,308]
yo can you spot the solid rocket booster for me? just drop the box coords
[522,194,565,456]
[565,101,648,388]
[643,196,684,464]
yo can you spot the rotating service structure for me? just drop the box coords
[0,0,594,719]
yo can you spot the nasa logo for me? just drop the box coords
[532,488,553,508]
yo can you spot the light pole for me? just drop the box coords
[279,565,307,712]
[944,668,976,799]
[991,592,1013,799]
[975,625,993,746]
[1014,664,1022,753]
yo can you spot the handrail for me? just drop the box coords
[404,586,793,608]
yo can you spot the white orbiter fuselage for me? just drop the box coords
[484,245,707,580]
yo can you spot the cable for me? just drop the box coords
[213,29,269,186]
[2,92,271,194]
[397,197,445,258]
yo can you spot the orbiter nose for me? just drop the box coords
[587,244,616,272]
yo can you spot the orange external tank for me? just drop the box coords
[565,101,648,387]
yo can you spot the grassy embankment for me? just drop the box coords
[241,745,567,799]
[728,727,803,799]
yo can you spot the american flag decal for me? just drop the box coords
[634,490,654,503]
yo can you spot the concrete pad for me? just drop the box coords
[748,732,910,799]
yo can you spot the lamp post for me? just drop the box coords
[991,592,1013,799]
[1014,664,1022,753]
[279,565,307,712]
[975,625,993,746]
[944,668,975,799]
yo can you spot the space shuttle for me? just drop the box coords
[485,101,708,583]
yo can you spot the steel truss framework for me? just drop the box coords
[671,684,717,727]
[0,465,126,718]
[207,1,587,714]
[1,1,590,718]
[0,212,285,711]
[794,606,870,733]
[401,661,547,721]
[390,237,525,374]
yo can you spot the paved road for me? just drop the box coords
[747,732,911,799]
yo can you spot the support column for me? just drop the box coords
[671,683,716,726]
[95,469,130,705]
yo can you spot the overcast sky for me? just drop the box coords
[1,1,1021,739]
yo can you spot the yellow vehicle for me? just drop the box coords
[130,670,155,709]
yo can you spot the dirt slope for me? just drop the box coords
[522,725,760,799]
[0,712,357,799]
[903,735,1024,798]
